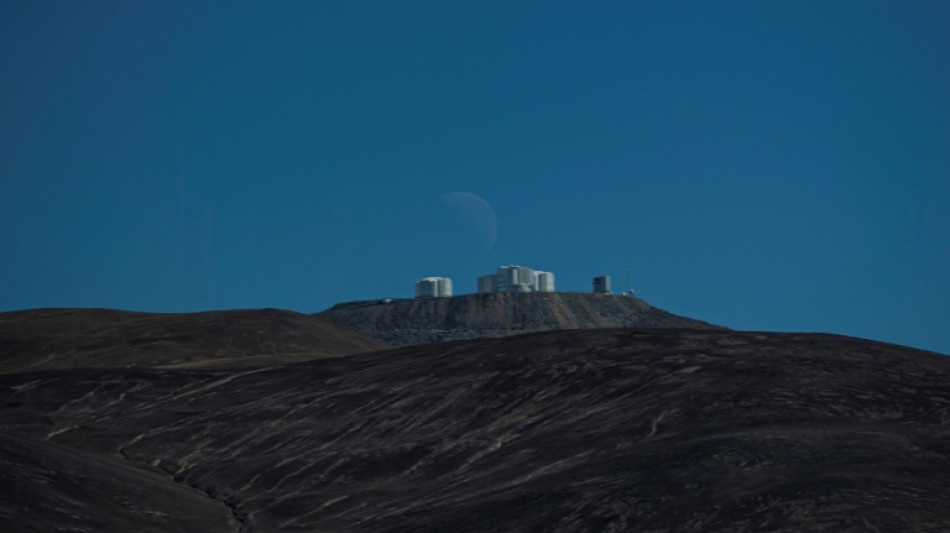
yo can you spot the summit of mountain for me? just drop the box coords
[316,291,723,347]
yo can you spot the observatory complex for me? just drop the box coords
[415,267,629,298]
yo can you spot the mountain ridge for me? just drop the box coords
[0,307,391,373]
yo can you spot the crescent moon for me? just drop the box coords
[441,191,498,250]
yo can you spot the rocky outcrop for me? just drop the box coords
[316,292,722,347]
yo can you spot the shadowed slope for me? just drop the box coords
[0,432,235,532]
[317,292,722,347]
[0,308,391,373]
[2,328,949,531]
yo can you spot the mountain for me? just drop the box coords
[316,292,722,347]
[0,308,391,373]
[2,327,949,531]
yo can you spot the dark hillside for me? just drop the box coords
[2,328,949,531]
[317,292,721,347]
[0,308,391,373]
[0,432,235,532]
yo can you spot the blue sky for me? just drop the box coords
[2,2,948,354]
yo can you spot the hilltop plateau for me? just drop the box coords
[316,292,721,347]
[2,327,949,531]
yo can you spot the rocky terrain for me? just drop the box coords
[0,308,390,373]
[317,292,721,346]
[2,327,950,531]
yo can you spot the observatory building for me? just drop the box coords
[497,265,535,292]
[415,277,453,298]
[477,274,497,294]
[536,271,555,292]
[478,265,555,294]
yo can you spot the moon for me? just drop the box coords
[441,191,498,250]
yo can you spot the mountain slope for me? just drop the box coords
[0,308,391,373]
[0,432,235,532]
[316,292,721,347]
[2,328,948,531]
